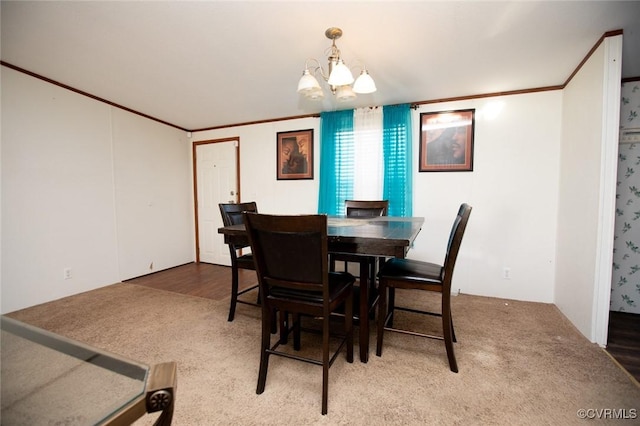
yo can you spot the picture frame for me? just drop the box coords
[419,109,475,172]
[277,129,314,180]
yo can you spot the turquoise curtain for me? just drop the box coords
[318,109,354,214]
[383,104,413,216]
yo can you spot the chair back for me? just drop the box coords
[345,200,389,217]
[243,213,329,302]
[219,201,258,226]
[442,204,472,288]
[219,202,258,251]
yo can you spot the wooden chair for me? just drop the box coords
[344,199,389,217]
[376,203,472,373]
[218,202,259,322]
[332,200,388,317]
[243,212,354,415]
[344,199,389,277]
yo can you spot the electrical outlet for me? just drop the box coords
[502,267,511,280]
[63,268,72,280]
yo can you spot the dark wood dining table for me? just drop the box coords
[218,215,424,363]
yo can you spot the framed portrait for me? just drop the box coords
[276,129,314,180]
[419,109,475,172]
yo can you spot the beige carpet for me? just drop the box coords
[6,283,639,425]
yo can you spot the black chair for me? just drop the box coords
[243,212,354,415]
[331,200,388,317]
[219,202,259,322]
[376,203,472,373]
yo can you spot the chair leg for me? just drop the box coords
[256,308,271,394]
[370,258,377,285]
[388,287,396,327]
[442,296,458,373]
[270,310,277,334]
[279,310,288,344]
[368,258,377,320]
[293,313,301,351]
[377,257,386,276]
[376,280,387,357]
[228,265,239,322]
[451,312,457,343]
[346,292,354,363]
[321,314,330,415]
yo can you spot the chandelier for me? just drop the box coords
[297,27,377,102]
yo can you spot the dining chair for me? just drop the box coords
[331,200,389,317]
[218,202,259,322]
[345,199,389,276]
[243,212,354,415]
[344,199,389,218]
[376,203,472,373]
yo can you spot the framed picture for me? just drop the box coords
[277,129,314,180]
[419,109,474,172]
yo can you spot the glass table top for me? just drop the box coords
[1,316,149,425]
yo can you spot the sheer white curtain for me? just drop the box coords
[353,107,383,200]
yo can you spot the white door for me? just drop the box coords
[195,140,238,265]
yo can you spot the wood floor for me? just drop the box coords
[607,311,640,382]
[125,262,257,301]
[126,262,640,383]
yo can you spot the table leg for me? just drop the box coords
[359,260,369,363]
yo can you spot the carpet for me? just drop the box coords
[6,283,639,425]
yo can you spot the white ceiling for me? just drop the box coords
[2,1,639,131]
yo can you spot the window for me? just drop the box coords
[318,104,412,216]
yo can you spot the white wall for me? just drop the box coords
[112,109,194,279]
[195,91,563,303]
[413,94,561,303]
[555,35,622,343]
[1,67,194,313]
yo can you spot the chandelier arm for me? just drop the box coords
[304,58,329,82]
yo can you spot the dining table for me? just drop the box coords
[218,215,424,363]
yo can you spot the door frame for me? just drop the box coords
[192,137,240,263]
